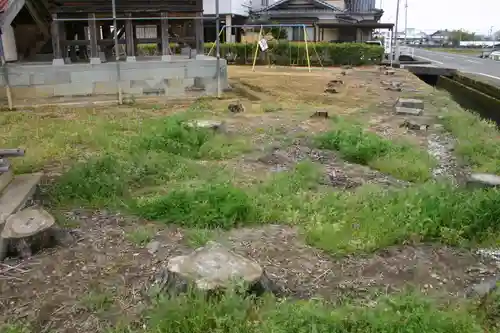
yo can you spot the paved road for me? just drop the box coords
[408,48,500,84]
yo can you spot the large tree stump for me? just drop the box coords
[0,207,72,259]
[152,241,281,297]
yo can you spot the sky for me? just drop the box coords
[378,0,498,35]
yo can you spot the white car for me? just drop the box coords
[489,51,500,61]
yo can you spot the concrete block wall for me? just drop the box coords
[0,58,228,101]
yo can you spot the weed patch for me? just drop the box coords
[141,290,481,333]
[254,161,325,224]
[306,182,500,254]
[314,121,435,182]
[437,96,500,173]
[138,116,251,160]
[135,183,255,229]
[126,225,156,246]
[50,154,130,206]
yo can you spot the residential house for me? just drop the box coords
[203,0,251,42]
[427,30,453,45]
[249,0,393,43]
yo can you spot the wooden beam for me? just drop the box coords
[25,0,50,38]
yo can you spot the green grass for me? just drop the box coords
[306,182,500,255]
[81,290,115,314]
[135,182,256,229]
[130,290,483,333]
[3,289,496,333]
[138,116,252,160]
[125,225,157,246]
[314,120,436,182]
[425,48,481,55]
[436,96,500,174]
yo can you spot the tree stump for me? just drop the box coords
[152,241,281,297]
[0,207,72,260]
[228,101,245,113]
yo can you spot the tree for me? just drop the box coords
[448,30,479,46]
[494,30,500,41]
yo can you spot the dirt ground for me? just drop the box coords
[1,66,498,332]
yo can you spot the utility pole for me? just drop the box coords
[392,0,401,62]
[404,0,408,45]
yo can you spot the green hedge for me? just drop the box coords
[137,41,384,66]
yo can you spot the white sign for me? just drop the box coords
[383,30,392,55]
[258,38,268,51]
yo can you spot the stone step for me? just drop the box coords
[0,171,14,194]
[396,98,424,110]
[0,173,42,224]
[395,106,423,116]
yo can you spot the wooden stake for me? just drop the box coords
[251,26,263,72]
[303,25,312,73]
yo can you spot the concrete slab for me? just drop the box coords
[186,120,224,131]
[396,98,424,109]
[52,58,65,66]
[0,173,42,224]
[394,107,423,116]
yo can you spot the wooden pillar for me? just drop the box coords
[125,13,135,60]
[68,24,78,62]
[88,13,100,63]
[101,23,112,59]
[51,13,64,65]
[160,12,170,60]
[195,12,204,55]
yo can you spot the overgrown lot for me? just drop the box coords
[1,66,500,333]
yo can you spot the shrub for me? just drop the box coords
[137,41,382,66]
[202,41,383,66]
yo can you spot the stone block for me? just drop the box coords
[186,65,216,79]
[52,58,65,66]
[394,107,423,116]
[35,85,56,98]
[31,71,71,85]
[186,120,224,131]
[396,98,424,110]
[8,72,31,87]
[53,82,93,97]
[466,173,500,189]
[71,69,114,83]
[93,81,119,95]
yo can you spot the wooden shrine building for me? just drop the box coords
[4,0,205,63]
